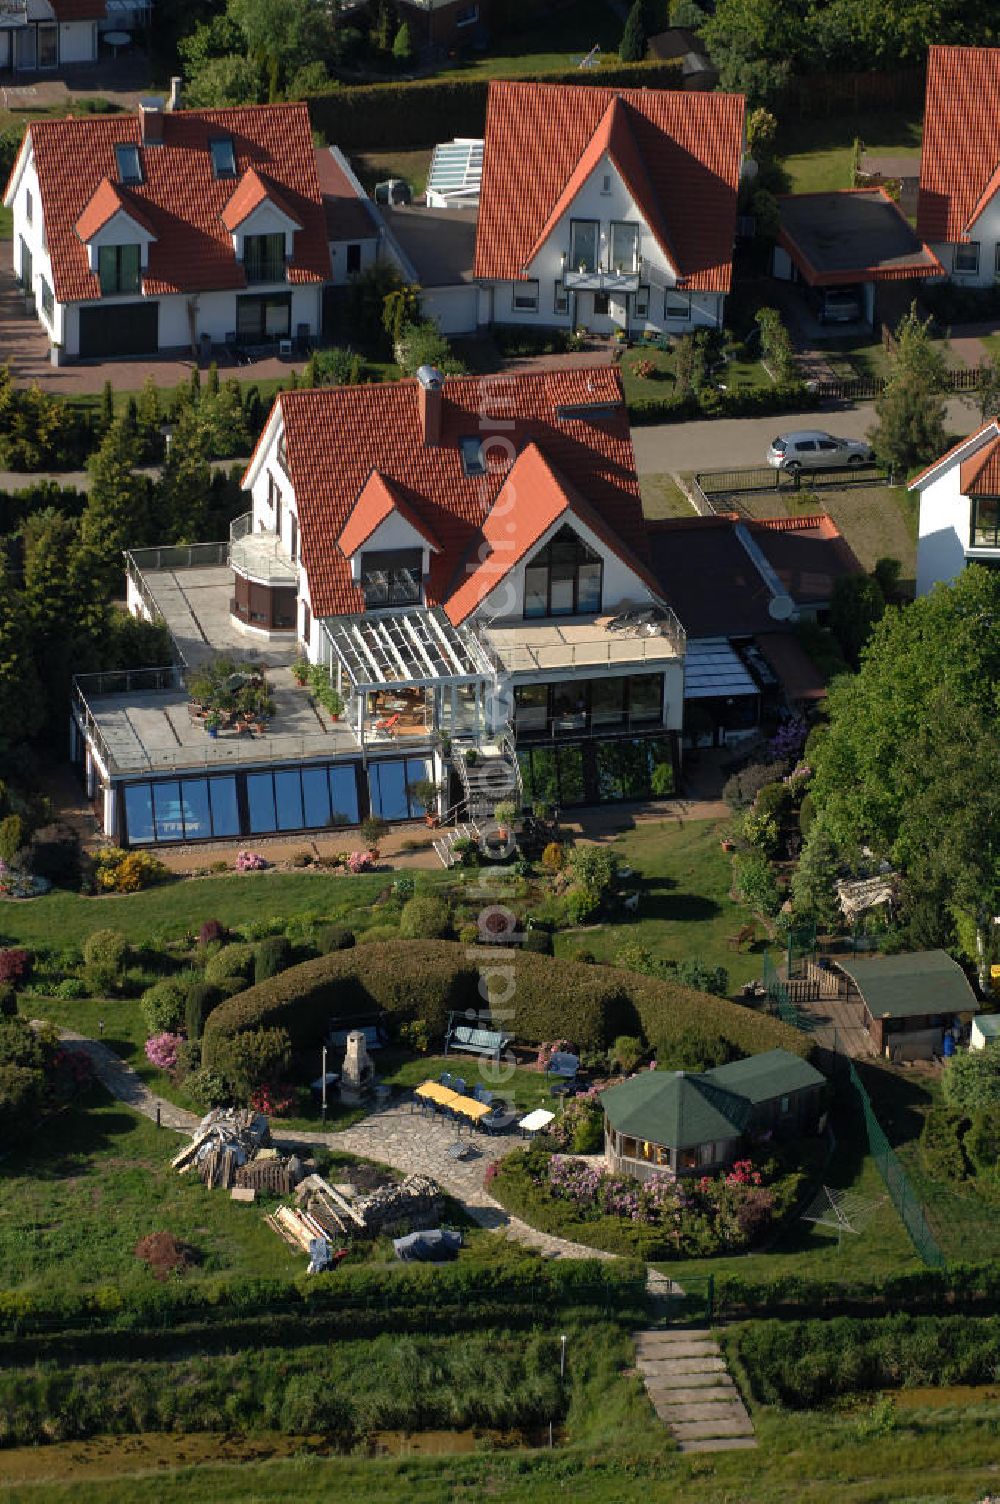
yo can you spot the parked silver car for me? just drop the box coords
[767,430,874,471]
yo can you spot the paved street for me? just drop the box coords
[630,394,979,474]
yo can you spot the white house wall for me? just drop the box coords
[933,190,1000,285]
[421,283,478,334]
[916,464,977,595]
[472,516,659,623]
[7,145,66,347]
[328,236,379,286]
[58,283,322,358]
[58,21,97,63]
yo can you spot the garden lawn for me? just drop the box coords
[0,1087,300,1293]
[380,1053,561,1114]
[738,484,917,584]
[639,473,694,519]
[442,0,624,79]
[776,109,922,195]
[349,147,433,199]
[620,342,772,409]
[0,869,447,950]
[555,817,764,992]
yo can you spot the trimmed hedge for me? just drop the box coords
[710,1261,1000,1321]
[306,60,684,150]
[726,1313,1000,1407]
[628,382,821,426]
[202,940,808,1069]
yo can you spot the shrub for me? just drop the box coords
[290,849,313,868]
[198,919,227,947]
[0,948,31,985]
[0,983,15,1017]
[565,886,600,925]
[213,1025,292,1101]
[82,929,128,993]
[141,979,189,1034]
[655,1026,737,1072]
[399,895,452,940]
[943,1049,1000,1115]
[967,1107,1000,1175]
[145,1032,184,1072]
[185,982,221,1043]
[742,810,779,854]
[355,923,400,944]
[255,935,293,985]
[235,850,269,872]
[93,848,168,893]
[541,842,565,873]
[458,922,480,946]
[799,793,816,837]
[522,929,553,955]
[22,823,80,887]
[204,943,256,989]
[671,959,730,998]
[732,851,781,916]
[569,847,618,896]
[609,1035,644,1072]
[919,1101,971,1180]
[723,761,787,812]
[185,1068,231,1111]
[392,874,416,903]
[52,978,88,1000]
[753,782,792,823]
[316,925,355,954]
[0,814,26,865]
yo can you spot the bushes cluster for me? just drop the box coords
[628,382,819,427]
[316,925,356,954]
[723,761,789,812]
[203,943,255,989]
[254,935,292,985]
[202,940,808,1071]
[398,895,452,940]
[92,847,169,894]
[82,930,129,994]
[727,1314,1000,1408]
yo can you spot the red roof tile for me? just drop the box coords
[220,166,301,231]
[271,367,648,620]
[74,175,157,241]
[315,148,377,242]
[338,470,443,557]
[21,102,329,304]
[960,433,1000,495]
[908,418,1000,489]
[474,80,744,292]
[918,45,1000,243]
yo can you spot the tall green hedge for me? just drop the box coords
[201,940,808,1069]
[305,61,684,150]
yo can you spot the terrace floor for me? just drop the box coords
[143,564,294,670]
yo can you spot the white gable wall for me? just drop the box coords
[934,189,1000,286]
[83,209,156,270]
[344,509,434,584]
[916,464,971,594]
[233,198,300,262]
[6,142,66,347]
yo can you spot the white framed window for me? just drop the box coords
[512,280,539,312]
[25,189,32,225]
[570,219,599,273]
[210,138,237,180]
[665,289,690,320]
[610,221,639,274]
[115,143,142,186]
[955,241,980,274]
[553,280,569,316]
[459,435,487,476]
[601,173,612,194]
[633,285,650,320]
[40,275,53,324]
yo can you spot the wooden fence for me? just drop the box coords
[783,67,925,117]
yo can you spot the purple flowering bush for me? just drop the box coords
[767,716,807,764]
[236,850,269,872]
[145,1032,184,1071]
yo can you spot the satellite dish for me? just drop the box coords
[768,594,796,621]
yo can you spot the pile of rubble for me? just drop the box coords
[171,1109,304,1198]
[265,1172,443,1271]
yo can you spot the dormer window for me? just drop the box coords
[361,548,423,609]
[459,436,487,476]
[523,524,602,619]
[210,137,236,180]
[99,243,141,295]
[115,143,142,185]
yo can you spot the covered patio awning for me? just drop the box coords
[683,638,758,700]
[321,606,495,692]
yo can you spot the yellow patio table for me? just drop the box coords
[415,1080,459,1108]
[451,1096,492,1124]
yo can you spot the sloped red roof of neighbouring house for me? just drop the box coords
[445,441,663,625]
[338,470,443,558]
[262,367,649,620]
[220,166,301,231]
[474,80,745,292]
[314,147,378,241]
[908,419,1000,489]
[918,45,1000,242]
[75,175,157,241]
[17,102,329,303]
[50,0,106,18]
[960,432,1000,495]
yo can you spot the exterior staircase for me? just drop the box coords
[454,729,521,823]
[633,1327,756,1452]
[432,821,480,869]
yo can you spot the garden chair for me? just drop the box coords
[472,1083,493,1106]
[452,1078,468,1096]
[439,1072,453,1089]
[447,1140,480,1161]
[374,713,400,737]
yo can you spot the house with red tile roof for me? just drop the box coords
[473,80,745,337]
[315,145,381,288]
[72,365,689,851]
[3,97,330,361]
[908,419,1000,594]
[917,45,1000,285]
[0,0,107,72]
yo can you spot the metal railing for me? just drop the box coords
[128,542,230,573]
[482,611,685,673]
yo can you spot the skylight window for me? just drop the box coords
[210,138,236,179]
[115,143,142,185]
[459,436,487,477]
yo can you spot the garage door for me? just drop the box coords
[79,302,159,359]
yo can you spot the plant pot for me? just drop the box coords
[206,726,218,738]
[424,813,437,827]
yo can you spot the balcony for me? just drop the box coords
[563,265,641,294]
[230,513,298,587]
[243,252,288,285]
[479,609,685,676]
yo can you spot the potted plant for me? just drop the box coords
[409,778,441,826]
[204,711,223,738]
[464,748,478,768]
[493,799,517,841]
[361,815,388,854]
[291,657,309,687]
[326,689,344,722]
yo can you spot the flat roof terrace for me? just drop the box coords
[777,189,944,285]
[484,607,685,676]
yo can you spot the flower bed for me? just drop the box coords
[489,1144,802,1261]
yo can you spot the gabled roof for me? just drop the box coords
[918,46,1000,243]
[251,367,648,620]
[707,1049,824,1103]
[444,441,663,626]
[74,176,157,242]
[522,95,680,278]
[474,81,745,292]
[314,146,378,242]
[220,166,301,231]
[10,102,329,304]
[960,433,1000,496]
[338,470,443,558]
[908,419,1000,490]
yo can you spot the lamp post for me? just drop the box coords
[560,1333,567,1379]
[321,1043,328,1126]
[160,419,176,454]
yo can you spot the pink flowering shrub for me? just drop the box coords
[145,1032,184,1071]
[534,1039,576,1071]
[0,948,32,985]
[250,1082,296,1117]
[346,850,373,874]
[236,850,269,872]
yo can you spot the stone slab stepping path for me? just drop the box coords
[633,1328,756,1452]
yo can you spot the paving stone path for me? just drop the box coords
[51,1031,754,1442]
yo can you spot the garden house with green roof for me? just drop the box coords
[600,1049,825,1181]
[833,949,979,1062]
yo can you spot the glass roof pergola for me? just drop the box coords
[425,138,484,207]
[321,606,495,692]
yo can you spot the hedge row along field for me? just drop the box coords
[726,1314,1000,1408]
[710,1261,1000,1320]
[201,939,809,1070]
[305,60,684,149]
[0,1330,570,1447]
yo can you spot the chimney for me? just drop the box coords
[139,98,164,146]
[168,76,183,112]
[416,364,443,448]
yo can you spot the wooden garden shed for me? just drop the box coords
[833,950,979,1062]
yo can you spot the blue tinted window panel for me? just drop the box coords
[152,780,184,841]
[208,777,240,837]
[370,760,408,821]
[301,766,332,828]
[404,757,432,818]
[180,779,211,839]
[329,765,359,826]
[274,769,304,831]
[246,773,277,833]
[124,783,155,844]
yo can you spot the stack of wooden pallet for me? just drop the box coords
[265,1203,334,1254]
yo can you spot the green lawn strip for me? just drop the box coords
[380,1052,557,1113]
[554,818,764,992]
[776,108,922,195]
[348,147,434,198]
[639,472,695,520]
[445,0,622,79]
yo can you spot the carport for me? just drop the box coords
[772,189,944,329]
